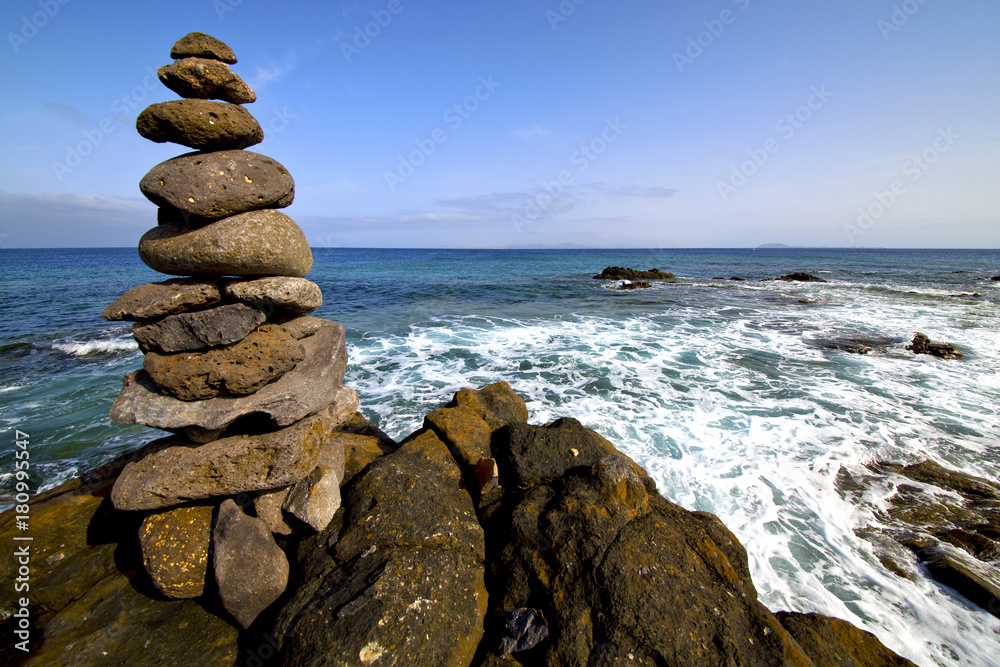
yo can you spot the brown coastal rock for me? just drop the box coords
[139,210,311,278]
[170,32,238,64]
[224,276,323,314]
[143,324,305,401]
[138,504,214,599]
[137,99,263,150]
[110,321,349,437]
[102,278,220,321]
[158,57,255,104]
[139,150,293,220]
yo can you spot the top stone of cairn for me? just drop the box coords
[170,32,237,64]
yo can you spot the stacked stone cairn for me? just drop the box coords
[102,33,358,628]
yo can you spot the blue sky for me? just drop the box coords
[1,0,998,248]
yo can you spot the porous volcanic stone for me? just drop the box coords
[111,401,354,511]
[110,322,349,437]
[158,58,255,104]
[102,278,220,321]
[907,332,962,360]
[776,612,918,666]
[446,381,529,430]
[424,405,492,468]
[139,150,293,220]
[132,302,266,354]
[213,499,289,629]
[170,32,237,64]
[137,99,263,150]
[138,504,214,599]
[143,324,305,401]
[593,266,674,280]
[225,276,323,314]
[139,210,310,278]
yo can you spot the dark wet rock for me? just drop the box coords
[170,32,237,64]
[907,332,962,359]
[897,460,999,501]
[102,278,220,321]
[131,302,266,354]
[776,272,826,282]
[139,210,311,279]
[142,324,305,401]
[224,276,322,314]
[283,465,341,532]
[447,381,529,430]
[498,608,549,655]
[139,150,293,221]
[213,499,289,628]
[730,276,746,281]
[425,404,492,468]
[111,401,356,511]
[158,57,255,104]
[593,266,674,280]
[992,276,1000,281]
[137,99,262,150]
[138,504,214,599]
[916,544,1000,618]
[337,411,399,452]
[806,335,897,356]
[336,432,386,486]
[110,321,349,438]
[617,280,651,290]
[776,612,918,666]
[273,428,487,667]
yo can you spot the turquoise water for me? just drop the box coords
[1,247,999,665]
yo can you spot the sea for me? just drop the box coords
[1,246,998,666]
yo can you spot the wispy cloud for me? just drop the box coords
[43,102,92,127]
[511,125,552,141]
[248,50,298,90]
[583,183,679,198]
[0,191,153,247]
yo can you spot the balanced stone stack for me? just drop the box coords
[103,33,357,628]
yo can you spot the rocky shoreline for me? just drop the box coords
[0,382,928,666]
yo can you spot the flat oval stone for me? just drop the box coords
[139,209,312,277]
[137,100,262,150]
[158,58,255,104]
[225,277,322,314]
[170,32,237,64]
[132,302,266,353]
[139,150,293,220]
[102,278,220,321]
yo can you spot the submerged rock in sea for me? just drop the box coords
[907,332,962,359]
[593,266,674,280]
[775,272,826,282]
[617,280,651,290]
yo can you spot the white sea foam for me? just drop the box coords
[52,337,137,357]
[347,283,1000,666]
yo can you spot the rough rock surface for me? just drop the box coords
[776,612,918,667]
[225,276,323,314]
[111,401,356,511]
[617,280,652,290]
[425,404,492,468]
[907,332,962,359]
[110,321,349,437]
[253,486,294,536]
[139,150,293,220]
[447,381,529,430]
[273,429,487,666]
[170,31,237,63]
[143,324,305,401]
[593,266,674,280]
[279,314,326,339]
[132,302,266,353]
[158,57,256,103]
[336,432,386,486]
[282,465,341,532]
[137,99,263,150]
[138,504,214,599]
[101,278,220,321]
[776,272,826,282]
[139,210,311,278]
[213,499,289,628]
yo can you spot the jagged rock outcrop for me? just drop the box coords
[907,332,962,359]
[593,266,675,280]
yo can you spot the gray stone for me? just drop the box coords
[139,150,293,220]
[139,210,311,278]
[137,99,262,150]
[111,399,358,511]
[102,278,220,321]
[142,324,305,401]
[170,32,237,64]
[132,302,265,353]
[110,321,349,436]
[213,499,289,629]
[498,608,549,656]
[282,465,341,532]
[254,487,293,536]
[280,315,325,340]
[225,276,322,314]
[158,58,255,104]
